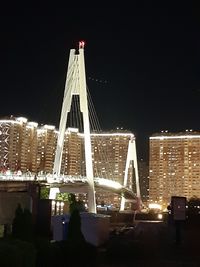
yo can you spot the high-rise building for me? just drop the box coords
[0,118,21,172]
[36,125,57,174]
[61,128,84,176]
[60,129,135,190]
[0,117,38,173]
[0,117,139,208]
[0,117,136,190]
[91,131,134,187]
[138,158,149,205]
[149,131,200,209]
[25,121,38,173]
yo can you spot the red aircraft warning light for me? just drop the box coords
[79,40,85,49]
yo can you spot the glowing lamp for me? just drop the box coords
[79,40,85,49]
[149,203,162,210]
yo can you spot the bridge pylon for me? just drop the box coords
[52,41,96,213]
[120,136,141,211]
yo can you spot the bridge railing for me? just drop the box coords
[0,173,46,182]
[0,173,135,197]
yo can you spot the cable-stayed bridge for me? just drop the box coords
[48,41,141,213]
[0,41,141,213]
[0,174,135,200]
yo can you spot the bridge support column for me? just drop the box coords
[49,187,60,199]
[120,136,141,211]
[52,41,96,213]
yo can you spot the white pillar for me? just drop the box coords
[53,49,75,178]
[52,42,96,213]
[120,135,141,211]
[78,47,96,213]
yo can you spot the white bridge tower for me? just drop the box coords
[52,41,96,213]
[120,136,141,211]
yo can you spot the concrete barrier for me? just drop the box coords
[51,212,110,246]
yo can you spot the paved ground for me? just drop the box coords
[96,219,200,267]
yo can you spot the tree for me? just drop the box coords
[40,187,50,199]
[56,192,69,201]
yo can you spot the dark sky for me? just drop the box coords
[0,4,200,160]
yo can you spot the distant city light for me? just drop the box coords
[79,40,85,49]
[150,135,200,140]
[149,203,162,210]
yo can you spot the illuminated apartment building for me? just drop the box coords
[91,131,135,206]
[0,118,21,172]
[57,129,134,189]
[61,128,84,176]
[58,129,136,206]
[138,158,149,205]
[0,117,38,173]
[44,126,57,174]
[0,117,139,208]
[56,129,134,184]
[0,118,136,193]
[91,131,134,187]
[36,128,47,172]
[36,125,57,174]
[19,118,38,173]
[149,131,200,208]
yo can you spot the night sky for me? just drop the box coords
[0,4,200,160]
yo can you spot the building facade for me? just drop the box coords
[91,132,134,187]
[138,158,149,205]
[0,117,38,174]
[149,131,200,209]
[0,117,136,191]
